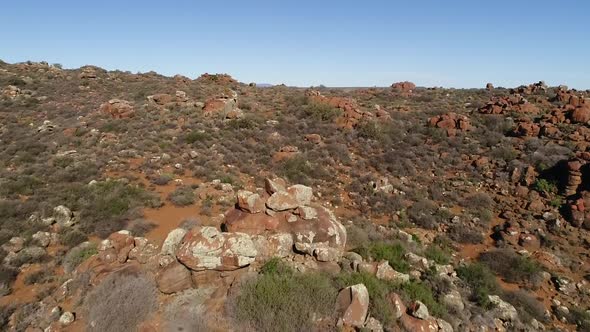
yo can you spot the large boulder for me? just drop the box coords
[176,226,257,271]
[336,284,369,328]
[203,90,242,118]
[237,190,265,213]
[156,261,193,294]
[99,99,135,119]
[391,81,416,95]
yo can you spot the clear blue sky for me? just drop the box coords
[1,1,589,88]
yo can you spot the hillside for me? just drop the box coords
[0,60,589,331]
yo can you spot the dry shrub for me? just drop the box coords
[84,267,157,332]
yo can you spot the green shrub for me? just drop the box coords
[456,262,498,308]
[399,281,447,318]
[354,242,409,273]
[233,263,337,332]
[304,102,342,121]
[533,179,557,195]
[424,245,451,265]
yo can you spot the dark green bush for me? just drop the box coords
[456,262,498,308]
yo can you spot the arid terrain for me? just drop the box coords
[0,60,589,331]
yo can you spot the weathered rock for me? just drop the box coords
[488,295,518,321]
[59,311,75,326]
[53,205,76,227]
[1,237,24,253]
[296,206,318,220]
[388,292,406,320]
[252,233,294,259]
[99,99,135,119]
[265,177,287,195]
[375,261,410,283]
[161,228,188,256]
[391,81,416,95]
[336,284,369,328]
[156,261,193,294]
[203,90,241,118]
[236,190,265,213]
[287,184,313,206]
[399,314,439,332]
[32,231,51,247]
[442,290,464,312]
[176,226,257,271]
[408,300,430,320]
[427,112,472,137]
[266,191,299,211]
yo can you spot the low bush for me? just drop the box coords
[304,102,342,121]
[63,244,98,273]
[59,229,88,248]
[354,242,409,273]
[167,186,195,206]
[478,249,542,284]
[232,260,337,332]
[424,245,451,265]
[84,267,157,332]
[456,262,498,308]
[448,224,484,244]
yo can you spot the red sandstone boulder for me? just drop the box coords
[391,81,416,95]
[156,261,193,294]
[427,112,472,136]
[99,99,135,119]
[571,104,590,124]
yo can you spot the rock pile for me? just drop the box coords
[196,73,237,85]
[306,90,387,129]
[99,99,135,119]
[427,112,472,137]
[224,178,347,262]
[391,81,416,95]
[512,81,548,95]
[479,94,539,114]
[202,90,242,119]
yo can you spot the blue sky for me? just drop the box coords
[1,1,589,88]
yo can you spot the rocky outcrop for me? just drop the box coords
[479,95,539,114]
[99,99,135,119]
[512,81,547,95]
[202,90,242,119]
[427,112,472,137]
[224,178,347,262]
[196,73,237,85]
[306,90,383,129]
[391,81,416,95]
